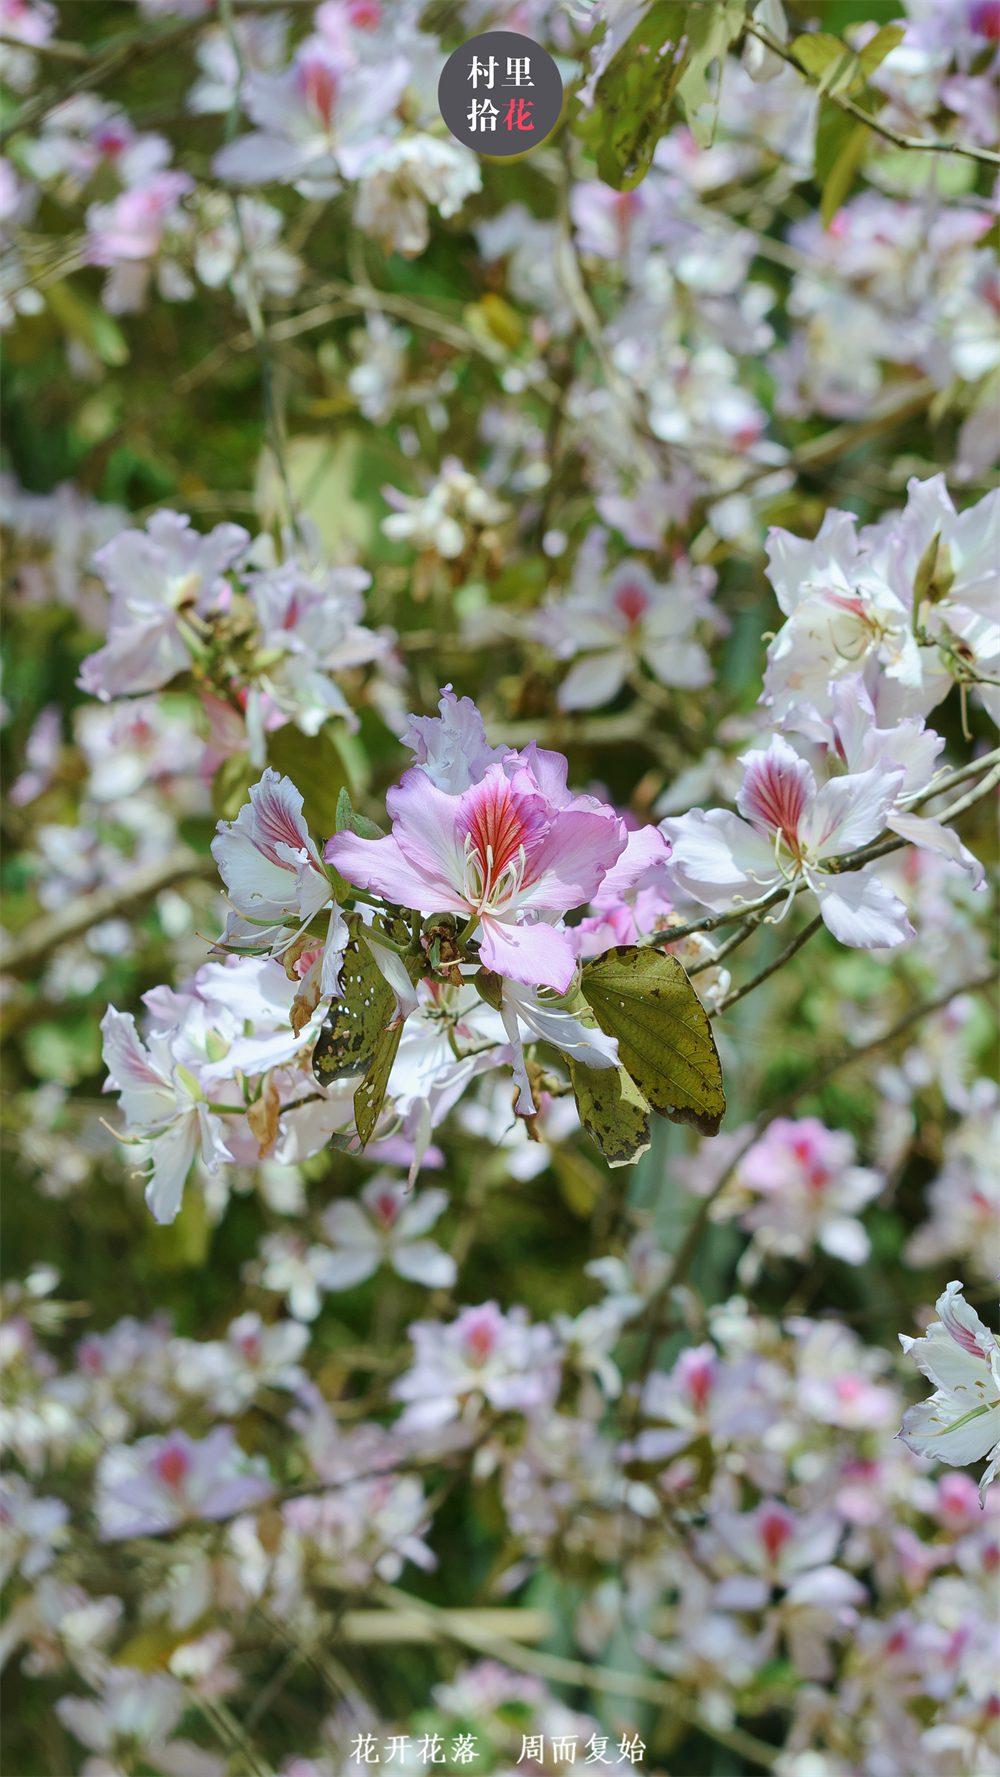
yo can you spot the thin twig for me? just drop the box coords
[0,16,207,147]
[686,914,759,975]
[0,31,89,64]
[744,22,1000,168]
[711,913,825,1017]
[371,1583,779,1770]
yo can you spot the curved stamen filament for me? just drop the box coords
[463,834,528,915]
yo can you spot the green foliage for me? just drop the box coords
[311,926,395,1084]
[576,0,746,188]
[580,945,726,1136]
[268,722,354,841]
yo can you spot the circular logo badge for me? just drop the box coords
[438,31,563,156]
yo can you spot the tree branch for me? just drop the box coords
[711,913,825,1016]
[0,847,218,977]
[371,1584,779,1770]
[744,22,1000,168]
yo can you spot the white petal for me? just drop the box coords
[809,868,913,948]
[557,649,630,711]
[886,810,986,888]
[818,1216,871,1265]
[392,1240,457,1288]
[310,1246,380,1291]
[806,764,903,859]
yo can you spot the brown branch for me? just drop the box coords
[0,16,207,147]
[710,913,825,1015]
[792,378,938,471]
[0,846,218,977]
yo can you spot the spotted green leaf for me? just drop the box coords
[354,1020,404,1147]
[311,931,394,1086]
[580,945,725,1137]
[568,1057,651,1168]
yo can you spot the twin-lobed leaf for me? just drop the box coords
[354,1020,403,1147]
[580,945,726,1138]
[568,1057,652,1168]
[311,929,395,1086]
[575,0,752,185]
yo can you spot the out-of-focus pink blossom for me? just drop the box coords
[392,1302,560,1430]
[95,1425,272,1540]
[534,530,724,711]
[315,1173,456,1290]
[56,1666,225,1777]
[213,35,408,197]
[728,1116,883,1268]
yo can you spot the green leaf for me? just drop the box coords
[814,98,860,189]
[791,31,873,96]
[311,928,395,1086]
[675,0,746,148]
[568,1058,651,1168]
[354,1019,403,1146]
[474,968,504,1012]
[335,785,385,841]
[857,22,905,77]
[575,0,746,182]
[790,32,849,76]
[821,120,869,226]
[44,281,129,367]
[580,946,726,1137]
[268,723,352,842]
[212,750,258,823]
[574,0,690,191]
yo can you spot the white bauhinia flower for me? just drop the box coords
[661,733,914,948]
[56,1667,226,1777]
[100,1008,233,1225]
[315,1174,455,1290]
[533,530,725,711]
[898,1281,1000,1505]
[498,977,619,1116]
[211,768,344,1032]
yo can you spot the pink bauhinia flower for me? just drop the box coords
[94,1426,272,1540]
[325,741,667,993]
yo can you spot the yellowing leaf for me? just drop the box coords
[580,946,726,1137]
[569,1057,651,1168]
